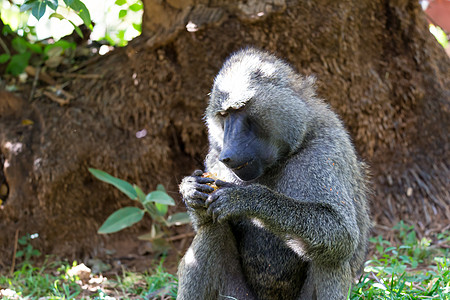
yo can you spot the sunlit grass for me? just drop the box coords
[0,260,82,299]
[1,222,449,299]
[351,222,450,299]
[1,258,177,299]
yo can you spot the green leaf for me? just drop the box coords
[68,19,83,38]
[0,54,11,64]
[16,250,24,258]
[98,207,144,234]
[18,236,28,245]
[12,37,28,53]
[143,202,159,219]
[134,185,146,203]
[11,37,42,54]
[115,0,127,5]
[166,212,191,226]
[118,9,127,18]
[20,0,38,12]
[129,2,143,12]
[46,0,58,11]
[69,0,92,27]
[2,24,13,35]
[20,0,57,18]
[43,40,75,59]
[88,168,137,200]
[63,0,74,6]
[144,191,175,206]
[26,42,43,54]
[132,23,141,32]
[45,40,76,54]
[6,52,31,75]
[100,34,115,46]
[32,1,47,20]
[49,12,65,20]
[156,184,166,192]
[155,203,168,216]
[116,29,125,41]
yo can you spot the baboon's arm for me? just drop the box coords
[206,172,359,264]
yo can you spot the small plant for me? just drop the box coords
[144,262,178,299]
[15,233,41,266]
[351,223,450,299]
[88,168,190,253]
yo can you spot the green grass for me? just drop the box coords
[351,222,450,299]
[104,263,178,299]
[0,260,83,299]
[0,258,177,299]
[1,222,449,299]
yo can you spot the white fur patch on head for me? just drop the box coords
[260,62,276,77]
[214,54,263,111]
[206,117,224,148]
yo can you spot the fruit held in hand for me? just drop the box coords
[202,172,219,191]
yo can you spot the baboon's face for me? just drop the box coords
[207,50,298,181]
[216,106,278,181]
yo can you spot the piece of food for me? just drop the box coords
[202,172,219,191]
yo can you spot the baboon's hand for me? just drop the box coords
[180,170,216,210]
[206,180,246,223]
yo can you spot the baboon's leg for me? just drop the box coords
[310,261,352,300]
[177,222,255,300]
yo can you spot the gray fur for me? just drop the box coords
[178,48,371,300]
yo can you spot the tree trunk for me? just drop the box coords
[0,0,448,267]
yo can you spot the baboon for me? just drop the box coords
[178,48,371,300]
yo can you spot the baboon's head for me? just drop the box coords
[206,48,316,181]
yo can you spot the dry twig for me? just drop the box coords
[10,229,19,276]
[28,66,40,101]
[166,232,194,242]
[49,71,102,80]
[43,90,70,106]
[25,66,56,86]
